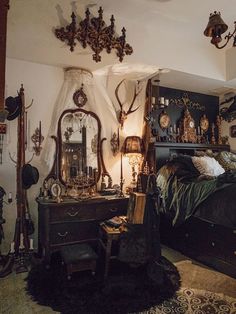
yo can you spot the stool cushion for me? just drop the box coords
[61,244,98,264]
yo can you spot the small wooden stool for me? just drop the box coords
[99,223,123,279]
[60,243,98,279]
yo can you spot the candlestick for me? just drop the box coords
[19,233,24,249]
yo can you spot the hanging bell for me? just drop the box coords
[204,11,228,45]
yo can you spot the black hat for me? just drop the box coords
[21,164,39,190]
[5,95,22,121]
[0,186,6,199]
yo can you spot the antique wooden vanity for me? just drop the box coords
[37,82,128,264]
[37,196,128,265]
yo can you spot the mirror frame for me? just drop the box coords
[45,107,102,189]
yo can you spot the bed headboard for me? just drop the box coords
[148,142,230,172]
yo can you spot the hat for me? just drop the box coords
[21,164,39,190]
[5,95,22,121]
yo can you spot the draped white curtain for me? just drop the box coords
[41,65,149,185]
[41,68,95,169]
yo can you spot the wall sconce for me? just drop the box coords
[55,7,133,63]
[204,11,236,49]
[122,136,144,191]
[110,128,120,156]
[31,121,44,156]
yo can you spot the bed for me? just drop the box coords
[149,142,236,278]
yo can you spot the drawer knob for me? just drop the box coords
[57,232,68,237]
[67,209,79,217]
[233,230,236,234]
[211,242,215,247]
[109,208,118,212]
[234,251,236,256]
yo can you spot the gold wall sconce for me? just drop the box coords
[204,11,236,49]
[31,121,44,156]
[55,7,133,63]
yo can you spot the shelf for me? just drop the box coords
[152,142,230,151]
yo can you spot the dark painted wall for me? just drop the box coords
[150,85,219,141]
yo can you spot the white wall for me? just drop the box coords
[1,58,147,253]
[1,58,64,253]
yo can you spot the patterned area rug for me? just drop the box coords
[151,287,236,313]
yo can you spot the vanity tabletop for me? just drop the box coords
[36,195,129,206]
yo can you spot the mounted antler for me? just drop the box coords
[114,79,142,129]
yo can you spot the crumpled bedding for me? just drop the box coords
[157,157,236,228]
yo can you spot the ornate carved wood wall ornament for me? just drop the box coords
[55,7,133,63]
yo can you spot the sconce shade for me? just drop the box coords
[122,136,144,156]
[204,12,228,45]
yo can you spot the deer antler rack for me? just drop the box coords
[114,79,142,129]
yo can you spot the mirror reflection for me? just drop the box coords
[60,110,99,188]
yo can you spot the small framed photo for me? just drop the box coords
[230,125,236,138]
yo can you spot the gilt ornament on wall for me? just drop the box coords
[169,93,205,111]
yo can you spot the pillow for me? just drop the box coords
[192,156,225,177]
[168,155,200,181]
[194,149,216,158]
[215,151,236,171]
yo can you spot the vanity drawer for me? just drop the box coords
[50,221,97,245]
[50,205,96,222]
[96,200,128,221]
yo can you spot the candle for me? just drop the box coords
[10,242,15,253]
[160,97,165,105]
[151,97,156,105]
[8,192,12,203]
[164,99,169,107]
[30,239,34,250]
[19,233,24,249]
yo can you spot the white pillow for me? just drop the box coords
[192,156,225,177]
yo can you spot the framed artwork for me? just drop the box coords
[230,125,236,138]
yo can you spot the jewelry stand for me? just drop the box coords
[0,85,34,278]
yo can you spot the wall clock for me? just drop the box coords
[180,108,197,143]
[159,110,170,130]
[200,114,209,133]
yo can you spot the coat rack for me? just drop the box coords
[0,85,35,277]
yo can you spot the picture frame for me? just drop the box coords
[230,125,236,138]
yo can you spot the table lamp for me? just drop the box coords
[122,136,144,191]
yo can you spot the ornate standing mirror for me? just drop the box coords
[45,83,110,197]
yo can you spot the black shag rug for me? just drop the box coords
[25,255,180,314]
